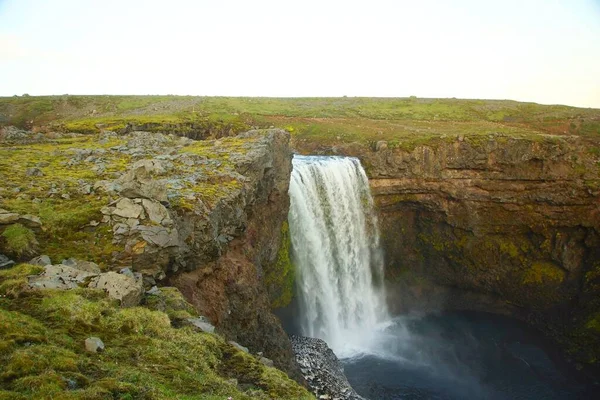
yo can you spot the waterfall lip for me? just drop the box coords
[289,154,390,357]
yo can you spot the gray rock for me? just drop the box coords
[259,356,274,368]
[61,258,101,273]
[146,285,161,295]
[118,164,168,202]
[27,265,99,290]
[186,317,215,333]
[229,341,249,353]
[88,271,143,307]
[291,335,364,400]
[131,159,172,175]
[84,337,105,353]
[0,254,16,269]
[29,254,52,266]
[134,225,178,248]
[141,199,172,226]
[18,214,42,228]
[0,210,20,224]
[112,198,144,219]
[375,140,388,151]
[26,167,44,177]
[119,267,135,278]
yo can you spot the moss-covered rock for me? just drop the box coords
[1,223,38,259]
[0,264,313,399]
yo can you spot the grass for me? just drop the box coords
[1,224,38,259]
[2,96,599,153]
[0,130,268,265]
[0,265,313,399]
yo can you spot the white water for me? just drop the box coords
[288,155,389,357]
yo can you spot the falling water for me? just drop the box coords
[288,155,388,357]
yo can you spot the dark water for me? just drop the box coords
[342,311,597,400]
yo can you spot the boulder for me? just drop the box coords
[29,255,52,266]
[141,199,172,226]
[88,271,143,307]
[0,210,19,224]
[229,341,249,353]
[61,258,102,273]
[112,198,145,219]
[25,167,43,177]
[185,317,215,333]
[27,264,99,290]
[117,164,168,202]
[0,254,15,269]
[291,335,364,400]
[259,357,274,368]
[18,214,42,229]
[84,337,105,353]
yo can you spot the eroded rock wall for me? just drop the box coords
[167,129,300,378]
[326,134,600,367]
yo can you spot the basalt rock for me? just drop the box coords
[291,335,364,400]
[328,134,600,369]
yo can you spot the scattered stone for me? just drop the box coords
[61,258,101,273]
[0,254,16,269]
[88,271,143,307]
[141,199,172,226]
[25,167,44,177]
[28,264,99,290]
[186,317,215,333]
[259,356,274,368]
[0,209,20,224]
[84,337,105,353]
[117,163,168,202]
[18,214,42,228]
[229,341,249,353]
[375,140,388,151]
[119,267,135,278]
[146,285,161,295]
[29,254,52,266]
[291,335,364,400]
[61,193,71,200]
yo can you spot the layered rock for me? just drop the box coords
[291,335,363,400]
[326,134,600,367]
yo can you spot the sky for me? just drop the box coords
[0,0,599,108]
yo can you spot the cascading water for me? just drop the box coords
[288,155,389,357]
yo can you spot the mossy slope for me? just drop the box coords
[0,265,312,399]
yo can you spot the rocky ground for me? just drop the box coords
[0,126,308,398]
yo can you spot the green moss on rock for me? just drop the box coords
[522,261,566,285]
[264,222,295,308]
[1,223,38,259]
[0,264,313,399]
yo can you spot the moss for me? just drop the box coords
[143,287,197,322]
[0,263,44,297]
[585,312,600,333]
[0,267,313,399]
[1,223,38,258]
[265,221,295,308]
[522,261,566,285]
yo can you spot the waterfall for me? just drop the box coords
[288,155,388,357]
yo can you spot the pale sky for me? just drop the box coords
[1,0,599,108]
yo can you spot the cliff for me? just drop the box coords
[0,127,306,397]
[321,134,600,369]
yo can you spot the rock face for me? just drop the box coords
[291,335,363,400]
[27,261,144,307]
[167,129,300,378]
[327,134,600,367]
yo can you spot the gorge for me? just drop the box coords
[1,96,599,399]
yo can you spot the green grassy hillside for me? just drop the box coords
[2,96,599,150]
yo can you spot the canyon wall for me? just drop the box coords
[309,134,600,368]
